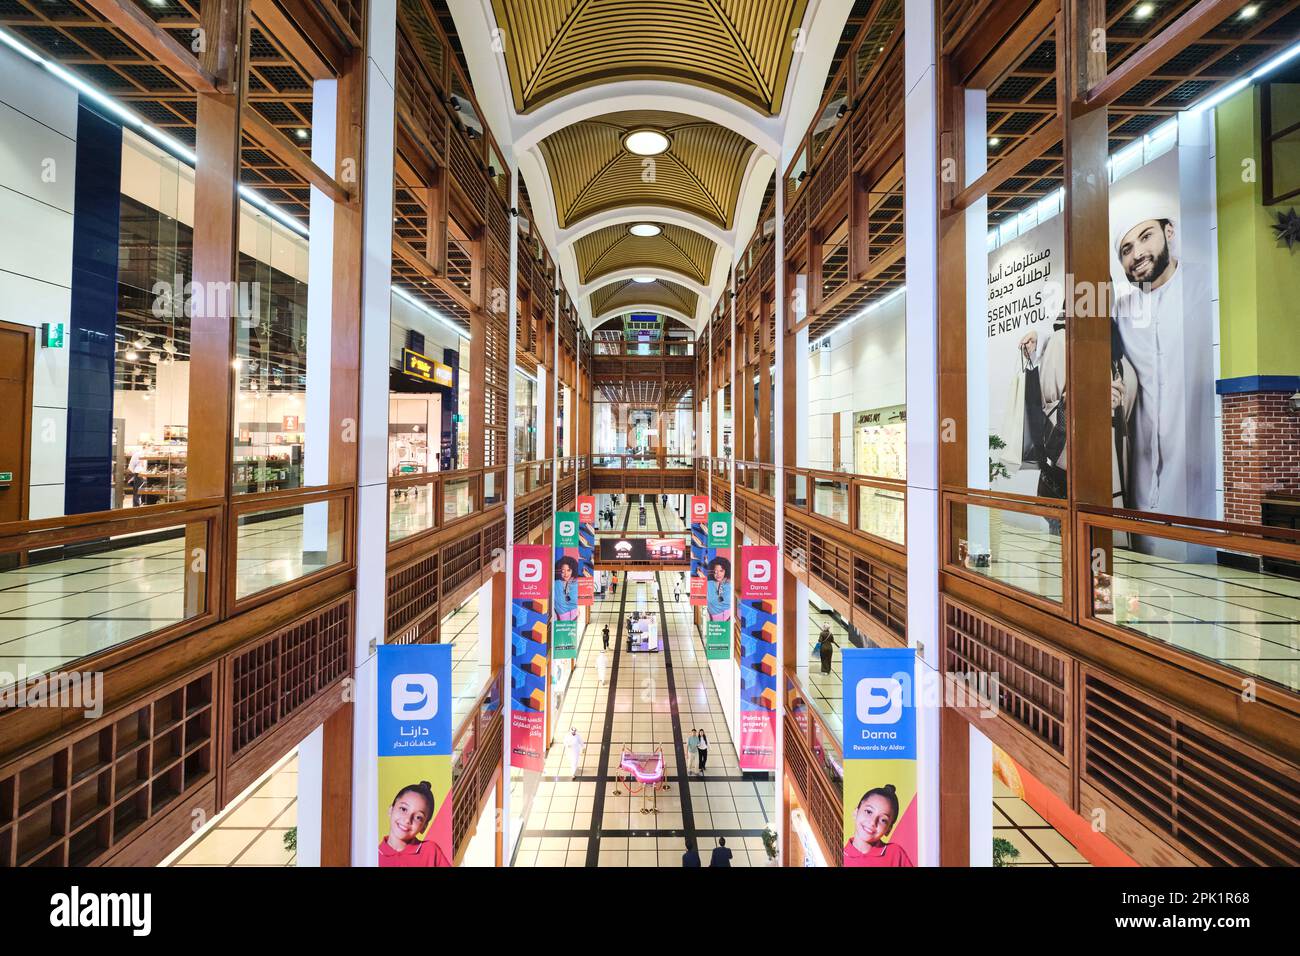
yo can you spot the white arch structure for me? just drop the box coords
[452,0,849,329]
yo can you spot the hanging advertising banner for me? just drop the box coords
[553,512,585,660]
[841,647,918,868]
[377,643,453,867]
[688,494,710,605]
[576,495,596,608]
[703,512,733,660]
[737,545,778,771]
[511,544,550,772]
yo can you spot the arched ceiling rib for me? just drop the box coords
[489,0,812,116]
[573,223,717,286]
[537,111,756,230]
[590,278,699,318]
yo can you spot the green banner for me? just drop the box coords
[707,512,732,547]
[554,619,578,659]
[556,511,579,547]
[705,619,731,660]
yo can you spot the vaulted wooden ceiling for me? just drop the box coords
[590,278,699,318]
[574,223,716,285]
[489,0,810,115]
[537,110,756,230]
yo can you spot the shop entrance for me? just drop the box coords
[0,321,33,524]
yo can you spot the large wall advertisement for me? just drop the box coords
[984,146,1214,558]
[737,545,778,772]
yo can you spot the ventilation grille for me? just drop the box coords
[1081,670,1300,867]
[0,670,215,867]
[387,552,439,643]
[942,599,1067,753]
[230,597,351,756]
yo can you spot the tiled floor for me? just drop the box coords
[0,513,329,686]
[167,752,298,867]
[512,498,776,867]
[992,775,1091,867]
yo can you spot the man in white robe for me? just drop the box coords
[1111,215,1215,560]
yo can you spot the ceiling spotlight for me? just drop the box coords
[1134,2,1155,19]
[1240,3,1259,17]
[149,352,161,363]
[295,129,308,140]
[989,137,1000,147]
[623,128,670,156]
[629,223,661,237]
[632,276,656,284]
[125,350,139,361]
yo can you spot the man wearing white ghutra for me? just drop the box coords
[1111,207,1215,560]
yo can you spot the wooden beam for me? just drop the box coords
[1083,0,1242,111]
[250,0,341,80]
[84,0,221,93]
[949,118,1064,212]
[243,107,350,202]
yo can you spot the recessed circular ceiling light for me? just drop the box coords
[623,128,670,156]
[629,223,661,237]
[632,276,657,284]
[1134,2,1155,19]
[295,129,308,140]
[988,137,1000,146]
[1240,3,1259,17]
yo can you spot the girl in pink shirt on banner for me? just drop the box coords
[843,784,914,867]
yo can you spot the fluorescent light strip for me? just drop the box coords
[0,25,308,238]
[812,285,906,348]
[392,286,470,339]
[1191,38,1300,114]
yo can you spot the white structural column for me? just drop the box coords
[501,166,521,864]
[347,0,398,866]
[903,0,943,868]
[772,159,787,867]
[969,723,994,865]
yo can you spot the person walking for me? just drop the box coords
[709,837,733,867]
[611,573,618,598]
[673,584,681,604]
[697,731,709,774]
[686,728,699,775]
[682,839,701,867]
[596,649,608,687]
[602,624,610,650]
[818,626,838,676]
[564,727,585,780]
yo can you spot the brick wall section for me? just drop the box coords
[1221,391,1300,525]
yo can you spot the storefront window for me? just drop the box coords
[514,370,537,461]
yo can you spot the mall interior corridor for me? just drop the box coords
[513,499,774,867]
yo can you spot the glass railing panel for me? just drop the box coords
[389,481,437,542]
[234,496,346,601]
[443,477,475,523]
[0,519,207,685]
[812,477,850,524]
[1089,524,1300,693]
[949,500,1063,604]
[857,483,905,545]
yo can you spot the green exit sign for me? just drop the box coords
[0,472,12,483]
[41,323,64,348]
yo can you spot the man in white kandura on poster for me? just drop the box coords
[1110,209,1215,561]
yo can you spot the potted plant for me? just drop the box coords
[993,836,1020,867]
[283,826,297,862]
[761,824,779,864]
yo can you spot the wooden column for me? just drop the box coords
[939,705,971,866]
[186,0,246,623]
[320,700,353,866]
[758,356,772,465]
